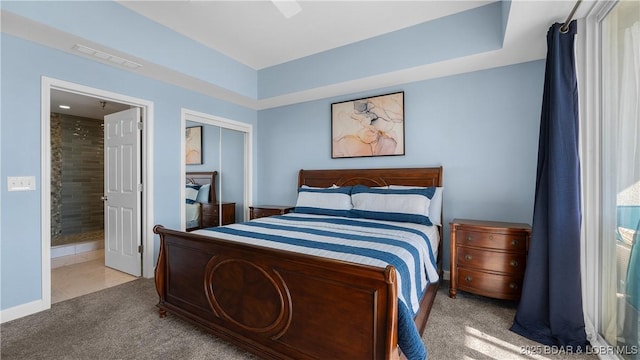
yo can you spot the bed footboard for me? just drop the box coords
[154,225,400,360]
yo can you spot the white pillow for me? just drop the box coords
[301,184,340,189]
[389,186,443,226]
[350,185,433,225]
[185,184,200,203]
[294,186,353,217]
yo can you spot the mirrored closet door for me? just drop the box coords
[183,111,251,231]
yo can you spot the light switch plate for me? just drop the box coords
[7,176,36,191]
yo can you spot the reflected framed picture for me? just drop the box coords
[185,126,202,165]
[331,91,405,159]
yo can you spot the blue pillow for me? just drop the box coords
[293,186,353,217]
[350,185,434,225]
[186,184,200,204]
[196,183,211,203]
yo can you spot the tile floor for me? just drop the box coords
[51,249,138,304]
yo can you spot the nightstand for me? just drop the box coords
[201,202,236,227]
[249,205,294,220]
[449,218,531,301]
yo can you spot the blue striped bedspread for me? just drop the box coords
[194,213,440,359]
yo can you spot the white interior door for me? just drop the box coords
[104,108,141,276]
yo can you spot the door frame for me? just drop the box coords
[181,108,253,229]
[41,77,155,306]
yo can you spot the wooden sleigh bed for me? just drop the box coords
[154,167,443,359]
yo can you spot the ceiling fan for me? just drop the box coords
[271,0,302,19]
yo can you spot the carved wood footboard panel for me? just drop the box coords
[154,226,400,360]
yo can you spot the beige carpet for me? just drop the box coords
[423,284,597,360]
[1,278,597,359]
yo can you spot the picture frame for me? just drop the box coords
[331,91,405,159]
[185,126,202,165]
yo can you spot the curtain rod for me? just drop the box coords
[560,0,582,33]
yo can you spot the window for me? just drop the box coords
[600,0,639,357]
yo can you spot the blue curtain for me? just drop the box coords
[510,20,588,351]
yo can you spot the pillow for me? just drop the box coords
[293,186,353,217]
[301,184,340,189]
[186,184,200,204]
[196,183,211,203]
[389,186,443,226]
[350,185,434,225]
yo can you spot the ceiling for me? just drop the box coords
[42,0,592,119]
[51,90,131,120]
[117,0,494,70]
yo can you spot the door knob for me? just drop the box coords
[101,196,108,201]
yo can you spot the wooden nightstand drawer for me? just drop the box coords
[457,229,528,252]
[456,247,527,274]
[201,203,219,228]
[201,202,236,228]
[457,268,524,300]
[449,219,531,301]
[250,205,294,220]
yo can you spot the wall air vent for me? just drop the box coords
[73,44,142,70]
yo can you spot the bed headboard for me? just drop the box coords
[186,171,217,203]
[298,166,444,271]
[298,167,442,188]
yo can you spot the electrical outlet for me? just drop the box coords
[7,176,36,191]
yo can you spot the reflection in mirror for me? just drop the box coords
[184,120,247,230]
[185,122,221,231]
[221,128,245,223]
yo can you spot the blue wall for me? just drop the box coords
[256,60,545,269]
[1,0,544,315]
[0,33,257,310]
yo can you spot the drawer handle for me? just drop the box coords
[509,283,519,289]
[511,239,519,246]
[464,254,472,261]
[464,275,473,282]
[510,260,519,267]
[466,236,472,241]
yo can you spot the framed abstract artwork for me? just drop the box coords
[185,126,202,165]
[331,91,405,159]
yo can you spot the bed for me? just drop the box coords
[155,167,443,359]
[185,171,236,230]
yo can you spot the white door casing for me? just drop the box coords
[104,108,142,276]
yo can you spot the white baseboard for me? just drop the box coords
[0,299,49,324]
